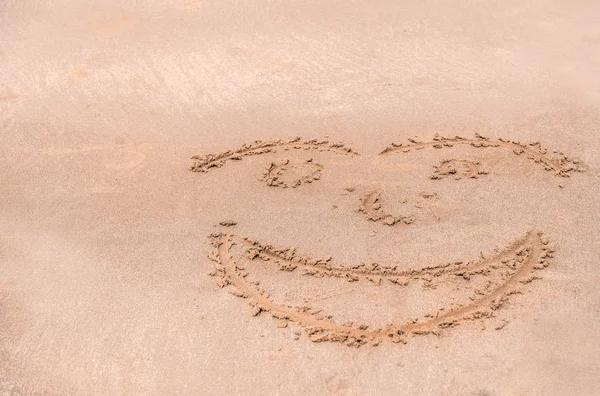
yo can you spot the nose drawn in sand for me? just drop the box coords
[190,134,586,346]
[357,190,445,225]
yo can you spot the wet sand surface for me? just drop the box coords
[1,1,600,394]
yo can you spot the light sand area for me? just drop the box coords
[1,1,600,395]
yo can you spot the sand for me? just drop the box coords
[1,0,600,394]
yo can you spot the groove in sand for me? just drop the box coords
[358,190,415,226]
[380,133,587,177]
[208,230,551,346]
[189,138,358,173]
[260,159,324,188]
[431,159,488,180]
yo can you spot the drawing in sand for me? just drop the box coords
[190,134,585,346]
[3,2,599,393]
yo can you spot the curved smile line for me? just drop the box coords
[208,230,552,346]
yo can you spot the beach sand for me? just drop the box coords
[1,1,600,394]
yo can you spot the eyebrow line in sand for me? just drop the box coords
[189,137,359,173]
[379,133,587,177]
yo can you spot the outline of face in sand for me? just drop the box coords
[191,135,585,346]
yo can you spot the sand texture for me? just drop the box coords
[1,1,600,395]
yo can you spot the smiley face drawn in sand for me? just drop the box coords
[190,135,586,346]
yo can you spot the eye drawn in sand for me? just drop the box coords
[260,159,324,188]
[189,138,357,173]
[380,133,587,177]
[431,159,488,180]
[208,231,552,346]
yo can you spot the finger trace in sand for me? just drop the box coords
[260,159,324,188]
[208,230,550,346]
[430,159,488,180]
[380,134,587,177]
[189,138,358,173]
[357,190,442,225]
[358,190,415,226]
